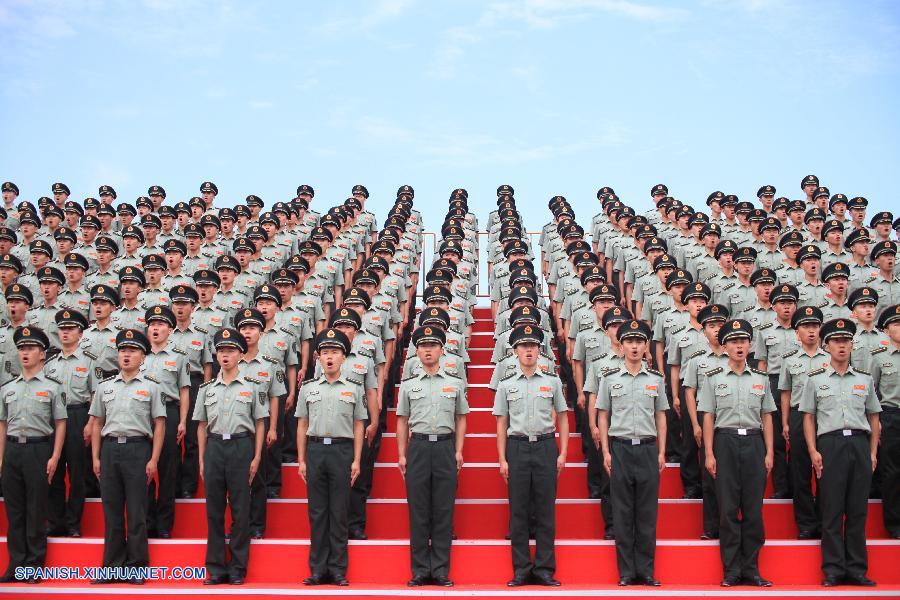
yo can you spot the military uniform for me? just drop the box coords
[0,327,66,582]
[870,304,900,538]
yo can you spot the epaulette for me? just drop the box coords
[689,349,706,360]
[172,347,187,355]
[347,375,364,386]
[774,263,785,270]
[817,300,829,309]
[647,367,664,377]
[83,349,99,361]
[591,352,610,362]
[721,282,735,290]
[758,323,773,330]
[246,375,262,385]
[865,276,877,283]
[198,380,214,389]
[671,326,686,335]
[872,346,888,355]
[46,375,62,385]
[0,376,20,389]
[263,355,278,363]
[854,368,871,376]
[704,367,723,376]
[603,367,620,376]
[195,326,209,334]
[145,374,160,384]
[749,367,766,376]
[279,327,293,336]
[501,370,518,381]
[782,349,799,359]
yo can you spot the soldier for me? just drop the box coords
[0,326,66,583]
[1,284,32,388]
[89,329,165,584]
[849,287,889,370]
[295,328,366,586]
[871,305,900,538]
[196,328,268,585]
[597,320,667,586]
[142,306,191,538]
[493,324,569,587]
[800,318,881,587]
[699,319,775,587]
[28,266,65,349]
[778,306,829,539]
[396,325,468,587]
[46,310,94,538]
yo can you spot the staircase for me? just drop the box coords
[0,306,898,598]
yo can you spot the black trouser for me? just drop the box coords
[662,367,681,460]
[788,407,818,533]
[349,419,382,533]
[249,418,269,534]
[147,402,180,534]
[100,438,152,569]
[179,373,204,496]
[265,393,288,496]
[49,404,90,533]
[507,436,558,579]
[581,408,613,533]
[2,438,52,577]
[880,407,900,536]
[678,384,701,496]
[306,440,353,578]
[405,437,457,578]
[818,432,872,580]
[610,439,659,579]
[768,375,790,497]
[204,435,253,579]
[698,412,719,536]
[713,430,766,580]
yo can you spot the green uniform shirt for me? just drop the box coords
[753,322,800,375]
[683,349,728,393]
[295,375,367,438]
[193,375,269,436]
[851,328,890,371]
[396,370,468,435]
[698,365,775,429]
[870,346,900,408]
[45,349,96,406]
[80,323,119,374]
[777,348,831,408]
[89,373,166,438]
[170,325,212,374]
[799,366,881,434]
[141,346,190,403]
[597,366,668,439]
[0,372,67,437]
[492,368,568,438]
[238,355,287,399]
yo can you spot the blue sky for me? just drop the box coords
[1,0,898,232]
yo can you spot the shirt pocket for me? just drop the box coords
[747,385,765,410]
[440,389,457,414]
[714,385,733,408]
[506,387,524,415]
[204,393,219,421]
[70,372,90,397]
[337,393,356,416]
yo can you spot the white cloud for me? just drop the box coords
[320,0,416,35]
[249,100,275,110]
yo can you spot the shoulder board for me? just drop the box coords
[83,349,99,360]
[758,323,773,330]
[145,374,160,384]
[198,380,214,389]
[704,367,723,376]
[817,301,829,308]
[245,375,262,384]
[263,355,278,363]
[172,347,187,355]
[99,375,116,384]
[808,368,826,376]
[603,367,620,376]
[774,264,785,270]
[689,349,706,359]
[854,368,871,376]
[0,376,21,389]
[722,282,735,290]
[591,352,610,362]
[46,375,62,385]
[749,367,766,376]
[865,276,877,283]
[401,373,417,382]
[872,346,888,355]
[646,367,663,377]
[672,326,686,335]
[195,326,209,334]
[782,349,798,358]
[501,371,517,381]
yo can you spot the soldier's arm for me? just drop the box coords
[0,420,5,473]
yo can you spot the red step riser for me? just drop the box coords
[377,434,586,462]
[1,541,896,585]
[471,320,493,333]
[387,409,577,433]
[467,367,493,384]
[469,334,496,348]
[10,501,884,541]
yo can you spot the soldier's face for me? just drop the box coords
[31,252,49,269]
[21,223,36,237]
[97,249,114,265]
[82,226,98,242]
[239,325,263,348]
[255,299,278,320]
[826,277,848,296]
[165,252,184,270]
[91,299,113,319]
[803,184,817,196]
[876,254,896,271]
[275,283,294,303]
[704,321,724,344]
[686,298,707,317]
[117,347,144,371]
[17,344,44,368]
[514,342,539,366]
[852,303,876,325]
[318,347,345,373]
[160,216,175,231]
[774,300,796,321]
[234,250,252,267]
[886,322,900,344]
[718,254,734,270]
[56,239,73,254]
[147,321,172,344]
[0,240,10,254]
[825,338,853,362]
[66,266,85,284]
[196,285,216,304]
[218,269,236,285]
[7,299,28,320]
[725,339,750,361]
[783,245,800,260]
[216,347,242,370]
[801,258,819,276]
[120,281,140,299]
[58,325,82,347]
[622,338,646,361]
[144,268,163,285]
[796,323,821,347]
[0,266,16,286]
[40,281,60,300]
[123,237,139,253]
[755,282,774,302]
[416,342,442,367]
[1,191,14,203]
[171,301,194,320]
[334,324,356,340]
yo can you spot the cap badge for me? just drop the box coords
[222,330,230,338]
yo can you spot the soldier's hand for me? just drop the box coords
[284,393,295,413]
[46,456,59,483]
[590,427,601,449]
[603,452,612,475]
[499,460,509,483]
[176,423,186,444]
[249,458,260,485]
[455,452,464,471]
[672,396,681,418]
[398,456,406,478]
[350,460,361,486]
[782,422,790,443]
[266,428,277,448]
[145,459,158,483]
[199,460,205,481]
[692,424,702,446]
[83,423,92,446]
[764,451,773,474]
[705,455,717,479]
[871,452,877,473]
[658,453,666,473]
[576,395,585,410]
[557,454,566,476]
[298,461,307,483]
[811,451,823,479]
[365,423,377,446]
[93,458,101,478]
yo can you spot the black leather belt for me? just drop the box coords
[103,435,150,444]
[819,428,867,438]
[307,436,352,445]
[6,435,51,444]
[716,428,761,436]
[66,403,90,410]
[208,431,252,441]
[611,436,657,445]
[411,432,453,442]
[508,432,555,442]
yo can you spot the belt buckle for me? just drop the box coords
[117,436,126,444]
[323,437,332,445]
[528,434,537,442]
[842,429,852,437]
[17,436,25,444]
[223,433,231,441]
[631,438,640,446]
[428,434,438,442]
[737,428,747,436]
